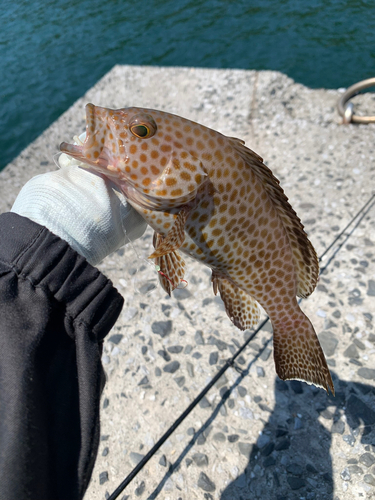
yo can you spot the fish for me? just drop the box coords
[60,103,334,394]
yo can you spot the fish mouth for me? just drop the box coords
[60,103,109,168]
[59,141,85,161]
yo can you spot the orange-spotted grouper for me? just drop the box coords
[60,103,334,394]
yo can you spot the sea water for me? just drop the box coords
[1,0,374,170]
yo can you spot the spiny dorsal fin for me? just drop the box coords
[229,138,319,298]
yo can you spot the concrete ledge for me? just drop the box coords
[1,65,375,500]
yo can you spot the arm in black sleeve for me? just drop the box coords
[0,212,124,500]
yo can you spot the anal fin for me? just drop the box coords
[153,232,186,295]
[148,207,190,259]
[212,273,260,330]
[273,312,335,394]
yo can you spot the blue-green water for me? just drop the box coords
[1,0,375,170]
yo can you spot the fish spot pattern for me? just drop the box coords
[60,105,332,394]
[153,232,186,295]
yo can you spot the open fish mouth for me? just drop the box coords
[60,141,85,161]
[57,132,88,169]
[60,103,108,167]
[60,104,89,160]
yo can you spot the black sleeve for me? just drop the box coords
[0,212,124,500]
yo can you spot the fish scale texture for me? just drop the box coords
[61,104,332,392]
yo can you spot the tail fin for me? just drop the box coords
[273,313,334,394]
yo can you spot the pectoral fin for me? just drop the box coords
[148,207,190,259]
[212,273,260,330]
[149,151,208,202]
[152,232,186,295]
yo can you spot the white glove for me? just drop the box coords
[11,164,147,266]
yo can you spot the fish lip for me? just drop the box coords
[83,103,114,168]
[84,103,97,149]
[59,104,95,159]
[59,103,106,166]
[59,141,84,159]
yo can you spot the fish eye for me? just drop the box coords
[129,114,157,139]
[131,124,149,138]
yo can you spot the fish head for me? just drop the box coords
[60,103,156,177]
[60,104,208,210]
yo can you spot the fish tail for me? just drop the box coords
[273,312,334,395]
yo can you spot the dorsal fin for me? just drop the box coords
[229,138,319,298]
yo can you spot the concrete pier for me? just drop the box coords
[1,65,375,499]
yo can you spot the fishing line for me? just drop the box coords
[107,317,270,500]
[120,226,159,296]
[107,194,375,500]
[52,152,63,169]
[154,264,188,291]
[318,193,375,274]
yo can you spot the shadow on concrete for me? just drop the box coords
[220,371,375,500]
[146,335,375,500]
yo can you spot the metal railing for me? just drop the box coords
[337,77,375,124]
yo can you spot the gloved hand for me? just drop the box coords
[11,161,147,266]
